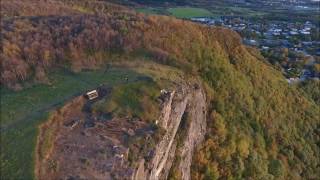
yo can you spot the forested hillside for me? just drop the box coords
[1,0,319,179]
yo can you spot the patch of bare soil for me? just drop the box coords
[35,95,154,180]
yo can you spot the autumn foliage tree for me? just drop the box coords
[1,1,319,179]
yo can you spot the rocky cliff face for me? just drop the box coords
[134,82,207,180]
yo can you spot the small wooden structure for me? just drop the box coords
[85,90,99,100]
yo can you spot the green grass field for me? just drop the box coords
[167,7,214,18]
[0,68,143,179]
[136,6,266,19]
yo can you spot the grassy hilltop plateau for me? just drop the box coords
[1,0,319,179]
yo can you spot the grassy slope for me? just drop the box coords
[92,80,161,123]
[0,68,142,179]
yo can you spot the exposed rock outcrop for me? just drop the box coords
[134,82,207,180]
[178,86,207,180]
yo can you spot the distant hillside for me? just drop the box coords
[1,0,319,179]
